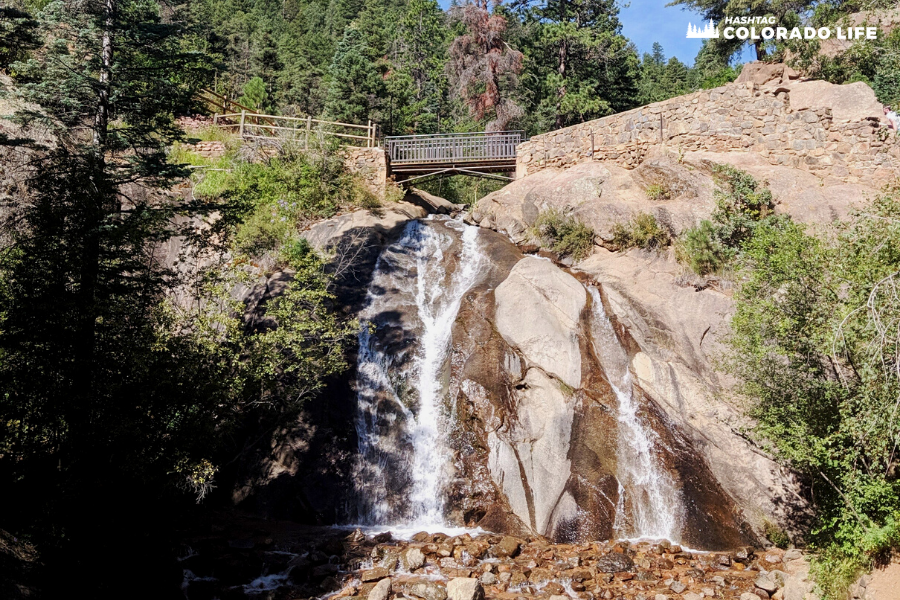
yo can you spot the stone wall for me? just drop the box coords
[345,146,388,197]
[517,81,900,185]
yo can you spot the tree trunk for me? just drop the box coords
[76,0,115,434]
[755,39,767,60]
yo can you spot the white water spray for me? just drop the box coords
[353,218,487,528]
[588,287,683,541]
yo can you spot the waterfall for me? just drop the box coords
[588,287,683,542]
[353,218,487,527]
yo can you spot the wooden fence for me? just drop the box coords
[215,111,377,148]
[199,89,376,148]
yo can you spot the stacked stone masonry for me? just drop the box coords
[516,82,900,185]
[345,147,388,197]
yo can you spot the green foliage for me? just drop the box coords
[418,175,505,207]
[726,187,900,599]
[512,0,639,131]
[238,76,268,111]
[0,1,358,592]
[612,212,671,250]
[764,520,791,550]
[531,208,595,261]
[645,183,671,201]
[638,42,691,104]
[676,165,775,275]
[0,6,40,72]
[324,25,385,125]
[675,219,731,275]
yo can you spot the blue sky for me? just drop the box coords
[437,0,752,66]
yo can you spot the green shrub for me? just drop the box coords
[763,520,791,550]
[233,205,292,256]
[612,212,671,250]
[710,163,775,248]
[726,188,900,599]
[675,220,731,275]
[675,165,776,275]
[645,183,671,201]
[531,208,595,261]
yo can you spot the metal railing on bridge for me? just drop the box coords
[384,131,523,164]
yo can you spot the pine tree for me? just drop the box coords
[513,0,639,129]
[0,0,214,592]
[323,25,384,125]
[392,0,448,133]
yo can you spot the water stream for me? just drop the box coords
[588,287,684,542]
[353,217,487,528]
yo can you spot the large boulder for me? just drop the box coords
[735,62,800,87]
[494,256,586,388]
[486,368,577,535]
[788,79,884,123]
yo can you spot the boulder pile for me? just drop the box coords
[181,528,818,600]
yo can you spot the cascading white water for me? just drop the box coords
[353,218,487,528]
[588,287,683,541]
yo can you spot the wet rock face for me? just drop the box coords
[181,527,808,600]
[449,245,752,547]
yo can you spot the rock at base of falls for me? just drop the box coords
[403,547,426,571]
[447,578,485,600]
[488,536,521,558]
[394,577,448,600]
[595,552,636,573]
[368,577,392,600]
[181,523,821,600]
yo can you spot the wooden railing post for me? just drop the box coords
[367,120,372,148]
[239,110,246,137]
[305,115,311,150]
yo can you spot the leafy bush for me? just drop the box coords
[531,208,595,261]
[675,219,730,275]
[645,183,671,201]
[726,187,900,599]
[612,212,671,250]
[676,165,775,275]
[710,164,775,247]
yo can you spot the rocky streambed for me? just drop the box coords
[180,520,816,600]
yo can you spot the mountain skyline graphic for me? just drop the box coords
[686,19,720,38]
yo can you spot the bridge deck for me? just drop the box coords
[384,131,522,181]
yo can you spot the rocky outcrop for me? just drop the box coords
[495,258,586,389]
[449,244,755,548]
[470,116,832,543]
[474,147,875,248]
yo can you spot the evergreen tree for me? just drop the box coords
[324,25,385,125]
[513,0,639,129]
[392,0,449,133]
[239,75,269,110]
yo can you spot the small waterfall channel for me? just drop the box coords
[353,217,487,529]
[588,288,684,542]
